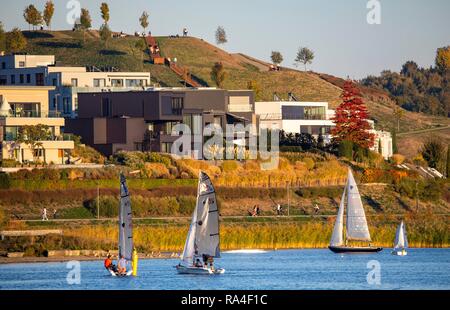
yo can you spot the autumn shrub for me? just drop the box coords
[391,154,406,165]
[302,157,315,170]
[221,160,240,173]
[1,159,19,167]
[143,163,171,178]
[338,140,353,160]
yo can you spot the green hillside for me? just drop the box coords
[20,30,449,150]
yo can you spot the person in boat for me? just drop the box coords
[207,256,215,271]
[104,254,117,273]
[117,255,128,275]
[194,258,203,268]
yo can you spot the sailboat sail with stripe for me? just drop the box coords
[109,173,134,276]
[329,169,383,253]
[176,171,225,275]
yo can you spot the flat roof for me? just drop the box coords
[0,86,55,90]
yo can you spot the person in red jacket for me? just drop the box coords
[104,254,117,273]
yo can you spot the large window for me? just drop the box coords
[171,97,183,115]
[93,79,105,87]
[10,103,40,117]
[162,122,179,135]
[282,106,326,120]
[19,74,24,84]
[183,114,202,135]
[300,125,331,135]
[111,79,123,87]
[125,79,145,87]
[26,74,31,84]
[10,75,15,84]
[304,106,326,120]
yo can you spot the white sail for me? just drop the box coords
[180,171,220,265]
[180,204,198,264]
[330,183,346,246]
[118,174,133,260]
[394,221,407,250]
[345,169,371,242]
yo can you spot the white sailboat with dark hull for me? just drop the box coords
[109,173,134,276]
[392,221,408,256]
[329,169,383,253]
[176,171,225,275]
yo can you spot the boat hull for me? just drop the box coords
[176,264,225,275]
[391,249,407,256]
[109,269,133,277]
[328,245,383,253]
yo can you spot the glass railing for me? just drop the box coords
[3,134,73,142]
[6,111,63,118]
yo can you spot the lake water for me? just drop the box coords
[1,249,449,290]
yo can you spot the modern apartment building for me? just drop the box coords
[0,86,74,164]
[256,101,335,143]
[256,100,393,158]
[0,54,152,118]
[66,88,255,157]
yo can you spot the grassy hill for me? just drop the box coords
[21,30,449,156]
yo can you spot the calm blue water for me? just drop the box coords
[0,249,449,290]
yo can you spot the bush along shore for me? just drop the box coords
[1,212,448,259]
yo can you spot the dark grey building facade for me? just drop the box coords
[66,88,256,156]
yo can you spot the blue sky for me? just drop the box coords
[1,0,449,79]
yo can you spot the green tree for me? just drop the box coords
[435,46,450,72]
[43,1,55,30]
[99,24,112,48]
[100,2,110,24]
[79,8,92,44]
[6,28,27,53]
[295,47,314,71]
[23,4,42,30]
[421,138,445,169]
[338,140,353,160]
[16,124,51,163]
[215,26,227,45]
[0,22,5,52]
[271,51,283,65]
[211,62,227,88]
[139,11,149,35]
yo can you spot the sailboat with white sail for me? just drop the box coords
[329,169,383,253]
[392,221,408,256]
[176,171,225,275]
[109,173,135,276]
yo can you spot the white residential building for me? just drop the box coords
[256,101,335,143]
[0,54,152,118]
[255,101,393,159]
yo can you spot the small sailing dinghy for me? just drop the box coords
[392,221,408,256]
[329,169,383,253]
[176,171,225,275]
[109,173,135,277]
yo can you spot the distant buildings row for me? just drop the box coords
[0,53,392,164]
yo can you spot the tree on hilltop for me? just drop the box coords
[23,4,43,30]
[43,1,55,30]
[79,8,92,44]
[271,51,283,65]
[295,47,314,71]
[139,11,149,35]
[215,26,227,45]
[100,2,110,25]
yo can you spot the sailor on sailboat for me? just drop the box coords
[392,221,408,256]
[329,169,383,253]
[176,171,225,275]
[109,173,137,276]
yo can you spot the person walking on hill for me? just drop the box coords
[41,208,48,221]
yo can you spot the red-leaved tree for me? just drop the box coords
[331,80,375,148]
